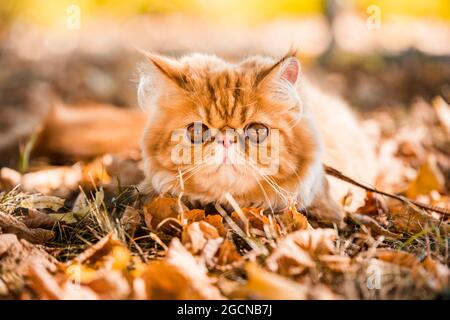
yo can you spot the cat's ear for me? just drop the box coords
[256,54,301,104]
[138,52,185,112]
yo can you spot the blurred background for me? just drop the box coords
[0,0,449,169]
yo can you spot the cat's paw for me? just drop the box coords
[307,194,346,228]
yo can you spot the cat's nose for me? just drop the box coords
[217,132,235,148]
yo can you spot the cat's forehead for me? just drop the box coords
[178,57,271,127]
[179,54,275,88]
[189,73,255,128]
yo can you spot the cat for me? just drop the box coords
[138,51,377,225]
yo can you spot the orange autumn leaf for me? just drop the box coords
[406,156,445,198]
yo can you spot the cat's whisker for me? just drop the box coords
[234,150,289,205]
[282,159,302,180]
[251,171,275,214]
[157,150,218,194]
[173,151,219,187]
[234,148,285,192]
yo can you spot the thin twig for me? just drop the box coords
[324,164,450,216]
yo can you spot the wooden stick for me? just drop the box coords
[324,164,450,216]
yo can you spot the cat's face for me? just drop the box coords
[139,53,318,204]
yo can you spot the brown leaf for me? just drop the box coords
[184,209,206,223]
[182,221,220,254]
[20,195,65,211]
[216,239,242,267]
[422,256,450,291]
[22,208,59,229]
[102,153,145,186]
[166,238,224,299]
[0,211,54,244]
[236,262,308,300]
[120,206,142,235]
[355,192,389,216]
[28,264,99,300]
[276,206,310,233]
[143,196,187,233]
[375,249,421,269]
[142,238,224,299]
[349,212,403,239]
[231,208,281,238]
[373,249,450,291]
[21,167,82,198]
[0,167,21,191]
[80,156,112,187]
[86,271,131,300]
[204,214,227,237]
[432,96,450,133]
[266,229,337,275]
[142,261,205,299]
[0,234,57,298]
[406,156,445,198]
[69,233,129,268]
[388,201,450,235]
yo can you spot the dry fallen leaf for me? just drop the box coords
[142,261,205,299]
[215,239,242,267]
[184,209,206,224]
[204,214,227,237]
[374,249,450,291]
[80,157,112,187]
[143,196,187,233]
[349,212,403,239]
[0,234,57,298]
[355,192,389,216]
[120,206,142,235]
[28,264,99,300]
[266,228,338,275]
[142,238,224,299]
[165,238,224,299]
[20,167,82,198]
[231,208,281,238]
[375,249,421,269]
[432,96,450,133]
[276,206,311,233]
[68,233,129,268]
[406,156,445,198]
[102,153,145,186]
[0,167,21,191]
[21,208,59,229]
[27,233,136,300]
[0,211,54,244]
[182,221,220,254]
[236,262,308,300]
[85,271,131,300]
[20,195,65,212]
[422,256,450,291]
[388,201,450,235]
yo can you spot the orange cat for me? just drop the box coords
[138,52,377,224]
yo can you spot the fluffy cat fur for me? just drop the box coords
[138,52,377,224]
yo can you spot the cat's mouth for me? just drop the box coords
[216,162,238,172]
[202,162,245,177]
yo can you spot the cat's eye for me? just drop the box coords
[245,123,269,144]
[187,122,210,144]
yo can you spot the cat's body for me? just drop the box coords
[138,52,377,224]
